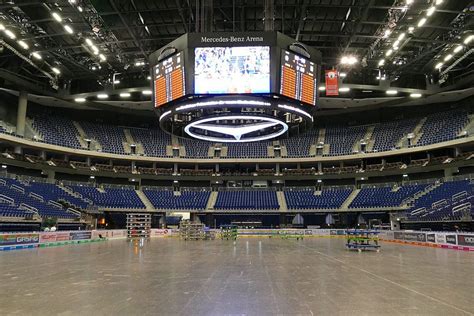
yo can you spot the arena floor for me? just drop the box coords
[1,238,473,316]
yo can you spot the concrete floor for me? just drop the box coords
[1,238,473,316]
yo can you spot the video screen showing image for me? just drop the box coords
[194,46,270,94]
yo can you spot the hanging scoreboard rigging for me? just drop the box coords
[154,52,185,107]
[280,50,317,106]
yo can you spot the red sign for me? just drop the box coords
[325,70,339,96]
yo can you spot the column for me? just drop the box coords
[16,91,27,137]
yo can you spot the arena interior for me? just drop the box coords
[0,0,473,315]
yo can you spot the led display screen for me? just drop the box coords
[280,50,317,105]
[154,52,185,107]
[194,46,270,94]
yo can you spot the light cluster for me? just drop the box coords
[378,0,445,70]
[434,34,473,70]
[74,90,154,102]
[50,10,107,63]
[0,23,60,76]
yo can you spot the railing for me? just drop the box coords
[19,203,39,215]
[11,184,24,193]
[452,202,471,214]
[452,191,468,203]
[432,199,448,210]
[411,207,426,216]
[28,192,44,202]
[0,194,14,205]
[48,200,63,209]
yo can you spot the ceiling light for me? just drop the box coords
[51,67,61,74]
[78,6,83,12]
[385,49,393,56]
[97,93,108,99]
[383,30,391,38]
[0,24,5,31]
[147,76,151,80]
[435,0,443,4]
[120,92,131,98]
[69,0,76,3]
[435,62,443,69]
[91,66,97,70]
[85,38,93,46]
[417,18,427,27]
[393,40,400,47]
[444,54,453,62]
[4,29,16,39]
[64,25,74,34]
[398,33,406,41]
[142,90,152,95]
[99,54,106,61]
[378,59,385,66]
[113,80,120,84]
[339,72,347,78]
[453,45,463,53]
[32,52,42,60]
[339,87,350,92]
[318,86,326,91]
[464,35,474,45]
[410,93,422,98]
[426,7,436,16]
[386,90,398,95]
[340,56,357,65]
[91,45,99,55]
[75,97,86,103]
[17,40,29,50]
[52,12,62,22]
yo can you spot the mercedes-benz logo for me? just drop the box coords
[184,115,288,142]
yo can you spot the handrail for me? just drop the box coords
[28,192,44,202]
[452,202,471,214]
[11,184,24,193]
[432,199,447,209]
[0,194,14,205]
[48,200,63,209]
[19,203,39,214]
[452,191,467,202]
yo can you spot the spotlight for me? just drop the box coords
[444,54,453,62]
[453,45,463,53]
[417,18,427,27]
[64,25,74,34]
[51,67,61,74]
[464,35,474,45]
[142,90,152,95]
[378,59,385,66]
[339,87,350,92]
[75,97,86,102]
[4,29,16,39]
[32,52,42,60]
[386,90,398,95]
[97,93,108,99]
[340,56,357,65]
[426,7,436,16]
[435,62,443,69]
[410,93,422,98]
[51,12,62,22]
[120,92,131,98]
[17,40,29,50]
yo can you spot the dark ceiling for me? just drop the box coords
[0,0,472,95]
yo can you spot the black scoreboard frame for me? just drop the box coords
[149,31,322,112]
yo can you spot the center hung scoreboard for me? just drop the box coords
[149,32,321,110]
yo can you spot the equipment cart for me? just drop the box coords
[345,230,380,252]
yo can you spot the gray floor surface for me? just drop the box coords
[0,238,473,316]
